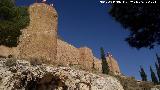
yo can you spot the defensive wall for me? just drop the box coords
[18,3,58,63]
[0,3,121,75]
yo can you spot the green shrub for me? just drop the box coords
[30,58,43,66]
[5,58,17,67]
[0,0,30,47]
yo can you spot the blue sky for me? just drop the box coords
[16,0,160,80]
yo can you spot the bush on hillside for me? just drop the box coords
[0,0,30,47]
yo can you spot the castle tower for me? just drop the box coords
[106,52,121,75]
[18,3,58,63]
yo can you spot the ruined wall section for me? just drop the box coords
[78,47,95,70]
[18,3,58,63]
[94,57,102,71]
[106,56,121,75]
[57,39,80,66]
[57,40,101,71]
[91,54,121,75]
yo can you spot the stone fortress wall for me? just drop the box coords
[106,53,121,75]
[79,47,95,70]
[18,3,58,63]
[57,39,80,66]
[57,39,100,71]
[0,3,121,75]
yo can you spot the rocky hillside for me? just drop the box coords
[0,58,124,90]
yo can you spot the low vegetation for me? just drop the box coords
[5,58,17,67]
[30,58,43,66]
[139,54,160,85]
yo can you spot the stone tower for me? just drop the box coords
[18,3,58,63]
[106,52,121,75]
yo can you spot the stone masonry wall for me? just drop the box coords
[18,3,58,63]
[57,40,102,71]
[57,39,80,66]
[106,56,121,75]
[0,3,121,74]
[94,57,102,71]
[79,47,94,70]
[0,45,19,58]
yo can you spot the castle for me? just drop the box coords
[0,3,121,75]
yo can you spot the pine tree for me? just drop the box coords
[0,0,29,47]
[100,47,109,74]
[156,53,160,67]
[155,62,160,82]
[139,66,147,81]
[150,66,159,84]
[155,53,160,83]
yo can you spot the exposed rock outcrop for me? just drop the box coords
[0,58,124,90]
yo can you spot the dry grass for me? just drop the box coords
[29,57,43,66]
